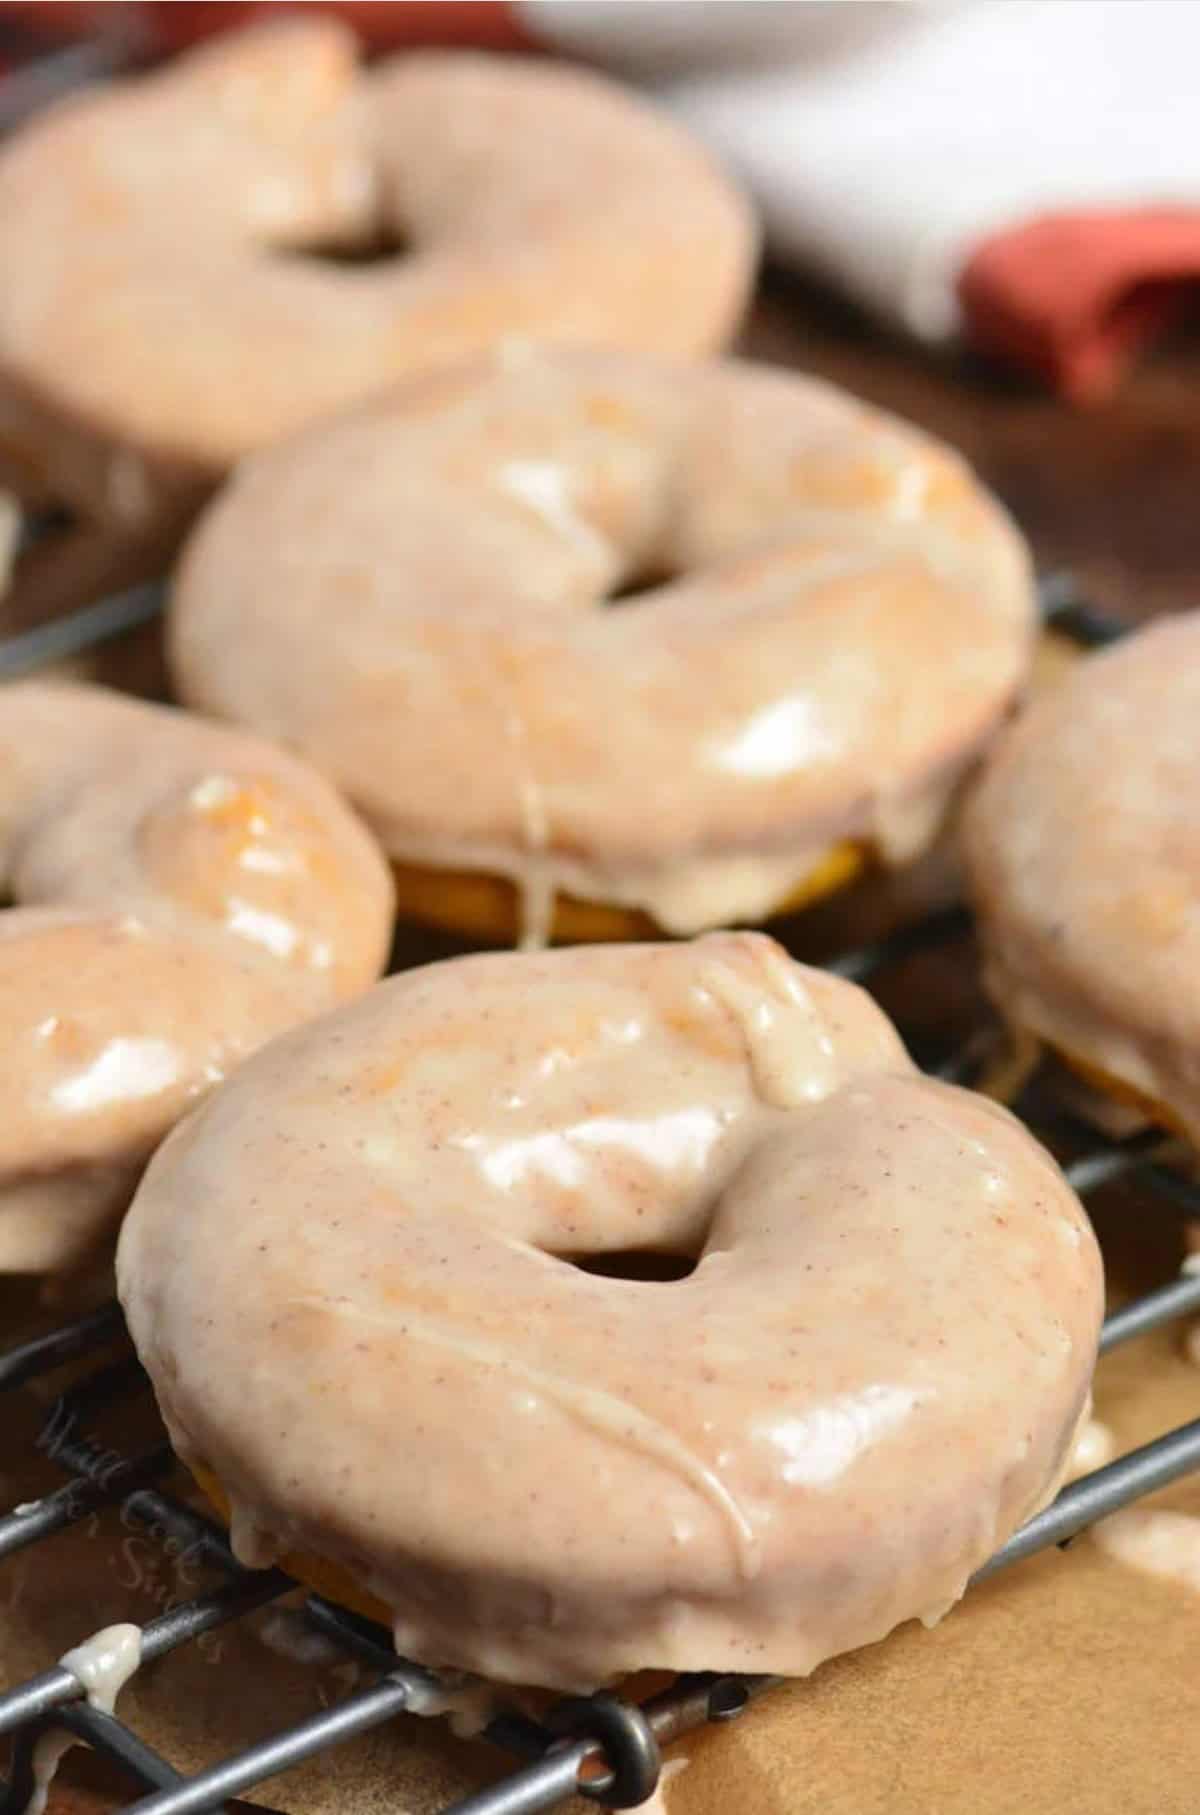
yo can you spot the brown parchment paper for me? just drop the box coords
[2,1182,1198,1815]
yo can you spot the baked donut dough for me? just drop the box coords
[171,345,1036,945]
[0,684,392,1271]
[118,932,1101,1689]
[965,611,1200,1146]
[0,19,755,531]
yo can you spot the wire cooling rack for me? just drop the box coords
[1,580,1200,1814]
[0,15,1197,1809]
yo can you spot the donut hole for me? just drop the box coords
[270,221,411,270]
[604,561,678,608]
[602,559,678,609]
[553,1247,697,1283]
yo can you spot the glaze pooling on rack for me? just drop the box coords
[23,1625,143,1815]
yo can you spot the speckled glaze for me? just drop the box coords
[0,683,392,1270]
[965,612,1200,1148]
[118,932,1101,1690]
[0,19,755,527]
[171,344,1036,942]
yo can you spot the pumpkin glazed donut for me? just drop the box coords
[0,18,755,532]
[0,684,392,1272]
[964,611,1200,1147]
[170,344,1037,947]
[117,932,1102,1690]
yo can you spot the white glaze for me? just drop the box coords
[118,933,1101,1690]
[1068,1417,1116,1478]
[0,683,392,1271]
[967,612,1200,1148]
[61,1622,142,1713]
[25,1624,142,1815]
[0,22,753,527]
[172,346,1035,943]
[404,1673,502,1741]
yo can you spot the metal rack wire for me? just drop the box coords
[1,579,1199,1813]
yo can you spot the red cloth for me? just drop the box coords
[0,3,104,35]
[0,1,531,50]
[143,2,532,51]
[960,210,1200,404]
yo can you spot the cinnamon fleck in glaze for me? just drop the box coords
[0,683,392,1271]
[965,612,1200,1149]
[118,933,1101,1689]
[171,345,1036,944]
[0,20,755,527]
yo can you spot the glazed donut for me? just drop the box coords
[171,344,1036,946]
[965,611,1200,1146]
[118,932,1101,1690]
[0,19,755,530]
[0,684,392,1271]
